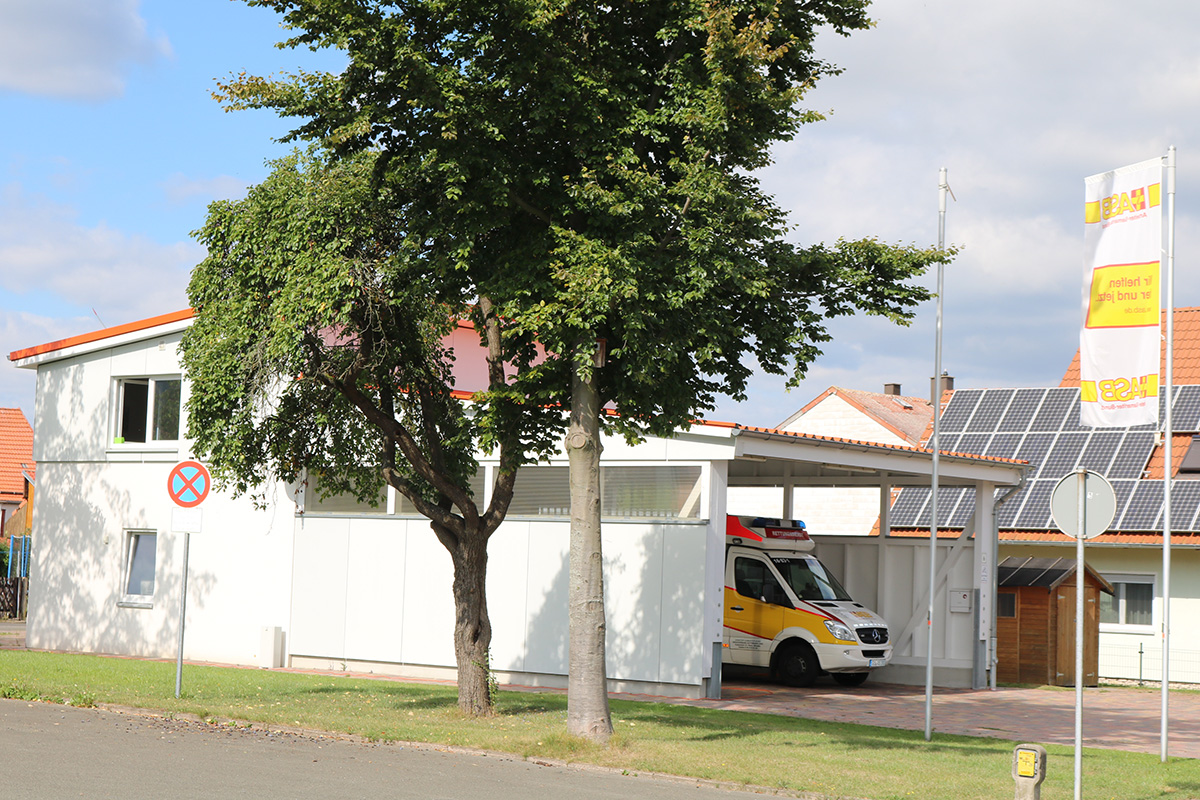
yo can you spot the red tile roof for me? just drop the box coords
[0,409,33,503]
[1060,307,1200,387]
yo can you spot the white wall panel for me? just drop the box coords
[399,526,456,666]
[603,523,663,683]
[343,519,409,664]
[659,524,707,683]
[486,521,532,672]
[520,521,571,674]
[290,518,349,658]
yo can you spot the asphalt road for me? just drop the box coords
[0,699,782,800]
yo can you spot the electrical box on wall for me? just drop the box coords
[260,626,285,668]
[950,589,972,613]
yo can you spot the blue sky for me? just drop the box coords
[4,0,1200,429]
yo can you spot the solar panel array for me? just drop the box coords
[889,385,1200,532]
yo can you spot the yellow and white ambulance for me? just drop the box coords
[723,515,891,687]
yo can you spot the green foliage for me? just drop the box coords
[217,0,949,442]
[183,148,561,525]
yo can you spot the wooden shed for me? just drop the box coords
[996,557,1114,687]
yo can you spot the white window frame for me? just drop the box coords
[111,375,183,450]
[118,530,157,609]
[1099,572,1155,632]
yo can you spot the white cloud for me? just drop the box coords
[0,183,200,325]
[0,310,89,418]
[0,0,171,100]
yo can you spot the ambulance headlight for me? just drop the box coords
[824,621,856,642]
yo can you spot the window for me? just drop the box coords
[116,377,181,444]
[1179,436,1200,478]
[394,469,487,515]
[602,466,703,519]
[120,531,156,606]
[734,556,786,602]
[506,464,704,519]
[997,591,1017,618]
[508,467,571,516]
[771,555,852,602]
[1100,574,1154,627]
[306,468,489,517]
[306,472,389,515]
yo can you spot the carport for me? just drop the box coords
[707,425,1030,695]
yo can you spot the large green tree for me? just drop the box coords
[182,148,563,716]
[216,0,949,741]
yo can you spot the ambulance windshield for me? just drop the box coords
[771,556,852,602]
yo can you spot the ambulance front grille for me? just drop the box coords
[857,627,889,645]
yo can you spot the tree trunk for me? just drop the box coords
[446,524,494,716]
[565,350,613,742]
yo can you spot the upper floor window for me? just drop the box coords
[116,377,181,444]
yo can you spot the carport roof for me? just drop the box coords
[723,423,1029,488]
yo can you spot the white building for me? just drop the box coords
[8,311,1026,694]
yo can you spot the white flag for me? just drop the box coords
[1080,157,1163,427]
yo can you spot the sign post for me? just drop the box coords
[1050,469,1116,800]
[168,460,210,699]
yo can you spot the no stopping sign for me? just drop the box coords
[168,461,211,508]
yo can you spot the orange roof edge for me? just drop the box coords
[9,308,196,363]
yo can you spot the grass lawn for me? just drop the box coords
[1,651,1198,799]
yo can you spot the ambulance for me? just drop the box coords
[723,515,892,687]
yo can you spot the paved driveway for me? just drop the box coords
[618,667,1200,759]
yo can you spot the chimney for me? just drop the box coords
[883,383,902,396]
[931,372,954,405]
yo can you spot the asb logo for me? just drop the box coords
[1085,183,1161,223]
[1081,374,1159,403]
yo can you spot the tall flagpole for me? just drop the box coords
[1162,145,1176,762]
[926,167,948,741]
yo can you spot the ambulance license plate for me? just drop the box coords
[868,659,886,668]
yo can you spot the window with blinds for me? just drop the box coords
[306,472,389,515]
[506,465,703,519]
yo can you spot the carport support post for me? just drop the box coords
[972,483,996,690]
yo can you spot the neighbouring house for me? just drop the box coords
[731,384,935,536]
[784,308,1200,685]
[0,408,34,556]
[8,310,1027,693]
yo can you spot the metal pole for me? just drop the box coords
[1074,468,1086,800]
[175,531,191,699]
[926,168,948,741]
[1162,144,1176,762]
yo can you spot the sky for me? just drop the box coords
[3,0,1199,430]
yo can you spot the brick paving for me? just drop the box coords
[616,670,1200,759]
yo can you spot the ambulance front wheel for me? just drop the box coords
[774,641,818,688]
